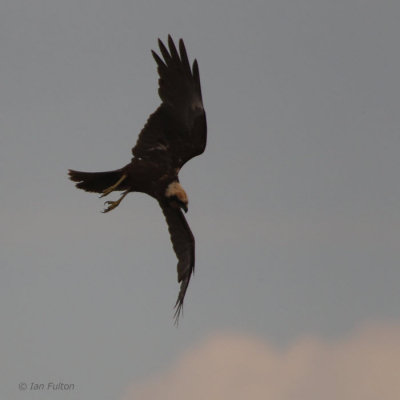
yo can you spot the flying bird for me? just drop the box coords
[68,36,207,324]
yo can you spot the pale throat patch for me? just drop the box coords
[165,181,188,204]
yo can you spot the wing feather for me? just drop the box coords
[151,50,167,72]
[132,36,207,169]
[159,200,195,324]
[179,39,191,73]
[167,35,180,62]
[158,38,172,66]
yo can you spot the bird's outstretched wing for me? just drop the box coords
[158,200,195,324]
[132,35,207,169]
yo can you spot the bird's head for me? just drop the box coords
[165,181,189,213]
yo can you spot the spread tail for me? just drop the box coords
[68,168,127,193]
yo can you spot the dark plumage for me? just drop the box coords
[68,36,206,324]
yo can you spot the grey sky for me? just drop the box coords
[1,0,399,399]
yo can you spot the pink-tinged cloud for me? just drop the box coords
[123,322,400,400]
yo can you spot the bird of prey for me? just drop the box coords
[68,36,207,324]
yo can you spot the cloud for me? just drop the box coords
[123,322,400,400]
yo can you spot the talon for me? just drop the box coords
[102,201,118,213]
[101,190,129,213]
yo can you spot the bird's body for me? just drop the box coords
[68,36,206,323]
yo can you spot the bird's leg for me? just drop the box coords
[100,173,127,198]
[102,190,129,213]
